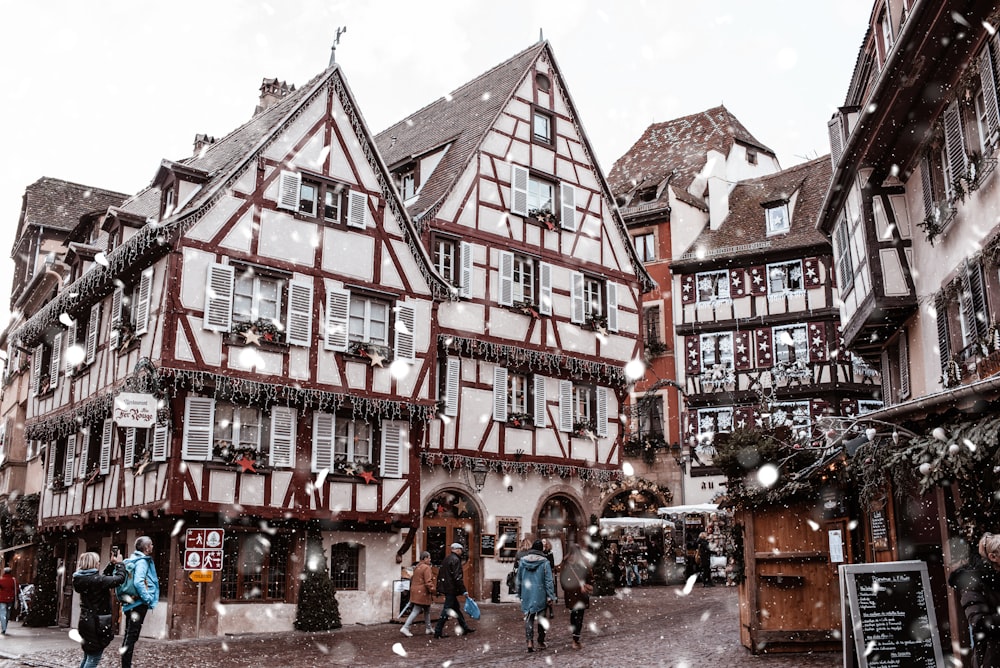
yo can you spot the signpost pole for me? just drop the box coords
[196,582,202,638]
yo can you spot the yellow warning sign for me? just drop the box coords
[189,570,214,583]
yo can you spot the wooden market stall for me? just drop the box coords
[598,517,675,585]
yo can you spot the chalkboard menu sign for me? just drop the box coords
[840,561,943,668]
[481,534,496,557]
[496,518,520,561]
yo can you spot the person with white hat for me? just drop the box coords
[433,543,476,638]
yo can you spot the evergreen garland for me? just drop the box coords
[294,531,341,632]
[23,541,57,627]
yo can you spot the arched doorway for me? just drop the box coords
[536,494,585,566]
[423,490,479,598]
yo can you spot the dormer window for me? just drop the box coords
[400,171,416,199]
[765,203,790,235]
[746,148,758,165]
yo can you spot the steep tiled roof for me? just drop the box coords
[673,156,832,270]
[607,106,775,212]
[374,43,547,221]
[17,177,128,238]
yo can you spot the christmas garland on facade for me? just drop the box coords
[419,451,622,485]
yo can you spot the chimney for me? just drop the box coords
[255,78,296,116]
[193,134,216,157]
[705,150,730,230]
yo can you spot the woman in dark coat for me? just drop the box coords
[560,544,594,650]
[951,532,1000,668]
[73,550,126,668]
[697,532,714,587]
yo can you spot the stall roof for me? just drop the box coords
[599,517,670,528]
[657,504,721,516]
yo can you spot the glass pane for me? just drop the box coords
[234,274,254,319]
[354,422,372,463]
[258,279,279,320]
[370,303,388,344]
[348,299,366,340]
[299,183,317,215]
[324,190,340,221]
[427,527,447,566]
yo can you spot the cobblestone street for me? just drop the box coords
[0,584,842,667]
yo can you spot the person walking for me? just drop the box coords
[516,539,555,652]
[120,536,159,668]
[433,543,475,638]
[621,535,641,587]
[560,544,594,650]
[697,531,714,587]
[74,550,126,668]
[400,551,435,637]
[0,567,18,634]
[950,532,1000,667]
[542,539,557,618]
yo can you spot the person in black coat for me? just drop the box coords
[433,543,475,638]
[697,532,714,587]
[951,532,1000,668]
[73,549,126,668]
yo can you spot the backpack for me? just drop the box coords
[115,558,141,604]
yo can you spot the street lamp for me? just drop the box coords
[471,459,489,492]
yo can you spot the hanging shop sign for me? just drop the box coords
[113,393,158,428]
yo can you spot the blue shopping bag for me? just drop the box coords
[464,596,481,620]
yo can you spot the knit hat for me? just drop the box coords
[531,539,544,551]
[450,542,464,551]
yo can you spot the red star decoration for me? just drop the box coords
[357,469,377,484]
[235,456,257,473]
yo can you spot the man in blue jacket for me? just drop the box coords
[121,536,159,668]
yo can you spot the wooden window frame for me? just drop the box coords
[331,542,361,591]
[532,108,554,145]
[699,332,734,372]
[633,231,656,262]
[221,532,291,602]
[695,270,731,303]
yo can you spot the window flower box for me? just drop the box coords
[644,340,668,357]
[528,208,560,230]
[572,420,596,438]
[213,441,266,469]
[507,412,534,429]
[231,318,286,345]
[584,314,608,332]
[511,300,542,319]
[332,455,376,479]
[917,200,956,246]
[346,341,392,362]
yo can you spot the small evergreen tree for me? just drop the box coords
[24,541,57,627]
[294,530,341,631]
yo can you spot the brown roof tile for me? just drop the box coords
[18,177,128,238]
[673,156,832,270]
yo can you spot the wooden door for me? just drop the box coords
[424,518,478,598]
[57,542,77,627]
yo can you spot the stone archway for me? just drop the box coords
[422,489,480,598]
[536,494,585,566]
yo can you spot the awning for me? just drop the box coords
[599,517,670,529]
[0,542,35,556]
[657,503,721,516]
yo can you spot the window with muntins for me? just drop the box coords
[214,404,268,460]
[767,260,804,296]
[633,232,656,262]
[204,262,311,346]
[334,418,373,467]
[533,110,552,144]
[276,170,364,228]
[348,295,390,345]
[696,270,730,303]
[773,324,808,364]
[696,407,733,438]
[234,270,283,325]
[432,236,457,283]
[765,203,790,235]
[331,542,360,590]
[834,218,854,292]
[770,401,811,431]
[221,533,290,602]
[700,332,734,372]
[528,176,555,215]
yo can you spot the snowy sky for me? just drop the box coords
[0,0,871,329]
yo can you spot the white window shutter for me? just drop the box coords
[560,183,577,231]
[205,263,235,332]
[571,272,585,324]
[596,387,609,437]
[510,165,529,216]
[444,358,460,417]
[324,288,350,351]
[49,332,62,390]
[31,343,43,396]
[99,418,114,474]
[394,302,416,363]
[539,263,553,316]
[285,279,314,347]
[559,381,574,432]
[380,420,406,479]
[135,267,154,335]
[347,190,367,229]
[86,302,101,365]
[311,412,335,473]
[182,397,215,461]
[827,114,844,167]
[152,424,169,462]
[880,350,892,407]
[110,286,123,349]
[943,100,968,186]
[460,241,473,298]
[65,321,77,375]
[277,170,301,211]
[606,281,619,332]
[78,431,90,478]
[493,367,508,422]
[498,251,514,306]
[46,442,56,488]
[269,407,296,468]
[899,333,911,400]
[533,375,547,428]
[980,47,1000,142]
[64,434,76,484]
[124,428,136,468]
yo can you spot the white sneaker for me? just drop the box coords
[400,627,413,637]
[425,629,434,635]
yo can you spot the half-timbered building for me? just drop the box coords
[820,1,1000,659]
[375,41,653,591]
[7,63,449,637]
